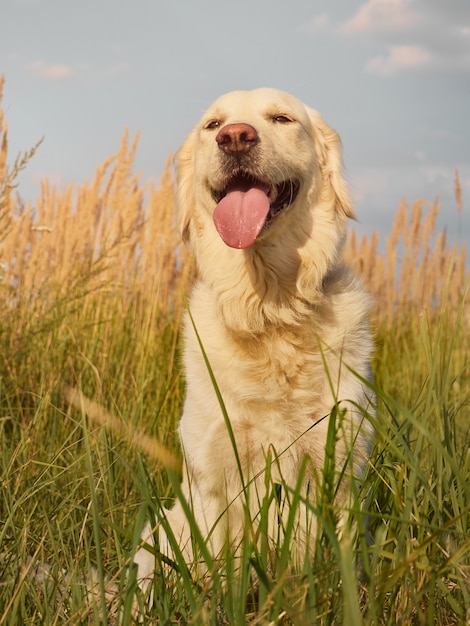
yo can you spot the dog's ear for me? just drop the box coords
[307,108,355,220]
[174,130,197,244]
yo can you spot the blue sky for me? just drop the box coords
[3,0,470,242]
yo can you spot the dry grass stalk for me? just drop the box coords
[0,76,6,176]
[455,168,462,214]
[344,194,468,323]
[0,77,467,328]
[0,122,192,321]
[64,385,181,471]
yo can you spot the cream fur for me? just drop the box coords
[134,88,374,587]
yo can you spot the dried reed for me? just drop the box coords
[0,90,193,321]
[0,75,467,328]
[344,187,468,322]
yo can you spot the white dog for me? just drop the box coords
[135,88,374,588]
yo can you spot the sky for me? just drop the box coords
[2,0,470,244]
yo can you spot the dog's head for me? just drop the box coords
[175,88,355,331]
[175,88,353,250]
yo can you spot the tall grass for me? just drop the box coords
[344,195,468,323]
[1,75,469,624]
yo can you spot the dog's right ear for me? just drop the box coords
[306,107,355,220]
[174,130,197,245]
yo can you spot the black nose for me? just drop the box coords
[216,123,259,155]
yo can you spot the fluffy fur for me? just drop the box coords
[135,88,374,585]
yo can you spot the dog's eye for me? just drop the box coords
[272,115,293,124]
[205,120,221,130]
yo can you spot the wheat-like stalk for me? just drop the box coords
[345,194,468,323]
[0,75,467,327]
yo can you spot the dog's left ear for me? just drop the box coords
[174,129,197,244]
[307,108,355,219]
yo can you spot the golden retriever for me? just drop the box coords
[135,88,374,586]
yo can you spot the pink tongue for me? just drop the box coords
[213,187,270,249]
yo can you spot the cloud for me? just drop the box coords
[349,161,470,227]
[338,0,470,76]
[106,62,132,78]
[340,0,420,34]
[298,13,330,34]
[366,44,431,75]
[23,57,132,87]
[29,60,74,80]
[349,167,391,206]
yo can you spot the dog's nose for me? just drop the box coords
[216,123,259,155]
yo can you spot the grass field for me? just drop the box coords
[1,76,469,624]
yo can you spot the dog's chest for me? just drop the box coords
[201,323,326,415]
[248,329,319,387]
[183,320,332,484]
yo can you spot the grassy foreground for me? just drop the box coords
[1,76,469,624]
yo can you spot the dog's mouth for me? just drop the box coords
[211,172,300,249]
